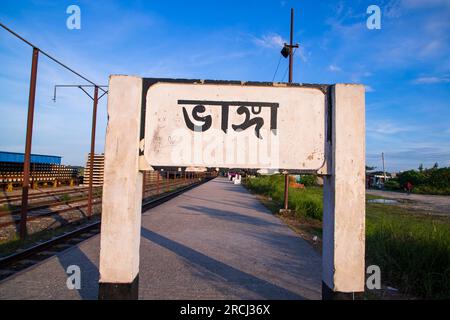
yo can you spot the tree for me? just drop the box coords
[418,163,424,172]
[398,170,422,186]
[366,165,376,171]
[433,162,439,169]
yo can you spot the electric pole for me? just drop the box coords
[20,47,39,239]
[283,8,299,211]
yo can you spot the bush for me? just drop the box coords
[397,170,426,186]
[299,175,317,187]
[384,179,400,190]
[396,167,450,195]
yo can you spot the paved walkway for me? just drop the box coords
[0,178,321,300]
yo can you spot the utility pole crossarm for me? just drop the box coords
[52,84,108,102]
[50,84,108,219]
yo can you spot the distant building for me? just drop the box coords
[83,153,104,186]
[366,170,392,189]
[0,150,61,165]
[185,166,207,172]
[0,150,78,189]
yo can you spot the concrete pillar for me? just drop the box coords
[322,84,365,299]
[98,75,143,300]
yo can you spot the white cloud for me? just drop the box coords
[253,33,286,49]
[253,33,309,62]
[401,0,450,9]
[384,0,403,18]
[413,75,450,84]
[367,121,416,135]
[324,0,450,73]
[296,46,309,63]
[328,64,341,72]
[420,39,444,57]
[366,138,450,171]
[365,85,375,92]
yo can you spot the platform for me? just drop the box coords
[0,178,321,299]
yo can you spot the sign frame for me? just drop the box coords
[98,76,365,301]
[138,78,332,175]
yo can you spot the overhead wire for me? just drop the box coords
[0,22,107,94]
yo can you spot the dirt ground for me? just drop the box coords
[367,189,450,216]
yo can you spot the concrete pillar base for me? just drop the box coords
[98,274,139,300]
[321,281,364,300]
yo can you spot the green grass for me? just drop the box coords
[60,193,71,202]
[0,203,19,212]
[244,174,450,299]
[413,185,450,196]
[366,204,450,299]
[245,175,323,220]
[366,193,386,200]
[0,228,68,258]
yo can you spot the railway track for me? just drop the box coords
[0,198,102,228]
[0,186,99,205]
[0,173,200,228]
[0,176,213,281]
[0,172,195,206]
[0,195,101,218]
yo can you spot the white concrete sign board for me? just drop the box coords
[99,76,366,300]
[143,81,327,171]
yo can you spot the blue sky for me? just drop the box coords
[0,0,449,171]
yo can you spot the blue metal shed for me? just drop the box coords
[0,151,62,165]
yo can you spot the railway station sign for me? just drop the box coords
[99,76,365,301]
[141,79,328,172]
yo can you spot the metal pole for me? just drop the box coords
[31,163,35,189]
[382,152,386,183]
[288,8,294,83]
[284,8,294,211]
[87,86,98,218]
[172,171,174,189]
[142,171,146,199]
[157,171,160,195]
[283,172,290,210]
[20,47,39,239]
[166,171,169,192]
